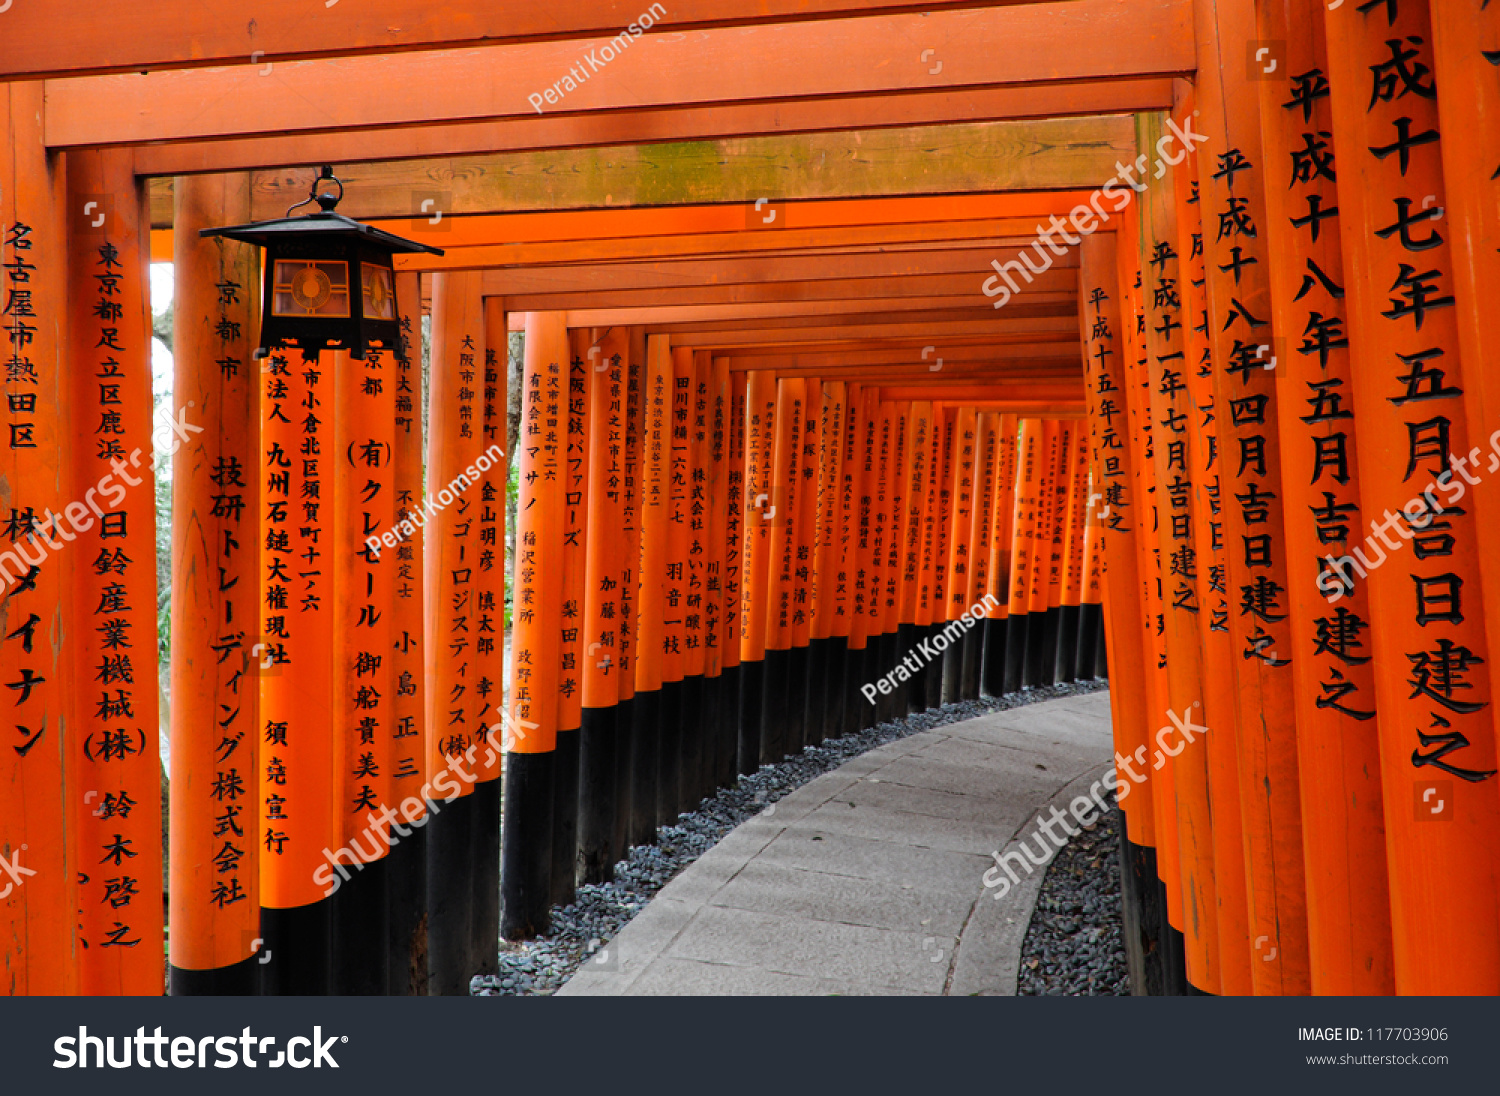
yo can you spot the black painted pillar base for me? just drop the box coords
[500,750,554,942]
[1117,811,1166,996]
[657,678,682,827]
[738,660,764,774]
[1095,615,1109,679]
[981,616,1006,696]
[333,854,389,995]
[907,631,929,715]
[877,632,900,724]
[425,789,474,995]
[629,689,660,847]
[170,952,261,996]
[940,629,963,705]
[678,675,704,813]
[385,819,427,995]
[786,645,808,755]
[612,695,636,866]
[959,622,982,701]
[844,642,867,735]
[471,776,501,978]
[578,704,618,885]
[1029,606,1059,687]
[718,666,740,789]
[805,637,829,746]
[923,625,944,710]
[1057,603,1081,683]
[260,897,332,996]
[1077,602,1104,679]
[702,672,722,802]
[860,643,879,729]
[825,638,848,737]
[890,622,914,718]
[1004,611,1030,693]
[761,647,792,761]
[1163,911,1189,997]
[550,725,581,909]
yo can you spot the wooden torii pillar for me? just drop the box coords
[166,174,260,995]
[1323,0,1500,994]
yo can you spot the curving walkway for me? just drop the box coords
[558,690,1114,996]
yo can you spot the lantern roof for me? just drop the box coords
[199,210,444,256]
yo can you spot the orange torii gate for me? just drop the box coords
[6,0,1500,1004]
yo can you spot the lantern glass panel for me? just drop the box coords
[271,258,351,319]
[361,262,396,321]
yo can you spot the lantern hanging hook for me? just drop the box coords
[285,164,344,217]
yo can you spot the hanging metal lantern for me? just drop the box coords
[200,165,443,360]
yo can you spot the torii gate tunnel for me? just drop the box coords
[2,0,1500,1003]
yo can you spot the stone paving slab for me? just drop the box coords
[557,690,1114,996]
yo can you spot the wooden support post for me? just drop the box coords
[702,354,731,781]
[1172,83,1252,997]
[165,172,259,995]
[552,330,588,905]
[471,297,506,977]
[1036,419,1073,687]
[634,334,670,830]
[655,342,687,820]
[1196,0,1312,995]
[1080,230,1164,994]
[1056,424,1089,682]
[839,384,866,731]
[629,327,661,844]
[791,379,820,743]
[615,328,643,863]
[737,370,775,772]
[64,147,163,994]
[719,364,746,779]
[1323,0,1500,994]
[898,399,930,712]
[808,381,844,737]
[684,349,715,800]
[502,310,564,941]
[1432,5,1500,699]
[871,400,897,723]
[423,272,484,983]
[942,406,977,702]
[877,399,908,715]
[1023,419,1059,688]
[330,342,394,995]
[1138,111,1220,994]
[1004,419,1041,695]
[851,390,880,728]
[256,351,335,994]
[920,399,946,710]
[963,412,998,699]
[387,271,427,994]
[1118,202,1187,992]
[762,376,803,759]
[983,415,1018,695]
[579,327,625,885]
[1253,3,1393,995]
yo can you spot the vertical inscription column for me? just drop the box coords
[167,173,259,995]
[66,149,163,995]
[1324,0,1500,993]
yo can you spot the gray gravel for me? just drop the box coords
[1016,796,1130,996]
[473,677,1110,996]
